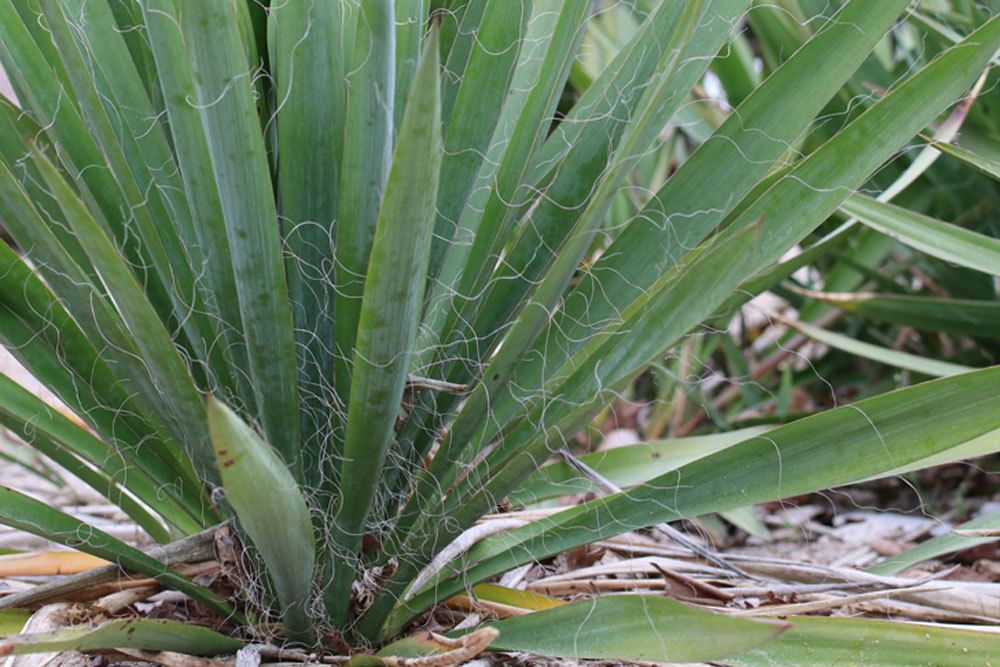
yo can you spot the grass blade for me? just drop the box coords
[780,316,974,377]
[868,509,1000,576]
[840,193,1000,277]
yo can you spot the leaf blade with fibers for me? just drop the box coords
[0,372,175,541]
[415,0,589,364]
[397,366,1000,628]
[36,1,224,384]
[28,148,216,482]
[479,7,1000,464]
[334,0,396,411]
[328,29,443,626]
[367,222,761,639]
[0,162,208,513]
[508,426,775,507]
[181,0,301,472]
[207,398,315,644]
[393,0,429,129]
[450,0,913,480]
[268,0,347,463]
[0,618,242,657]
[0,1,169,316]
[393,0,749,557]
[427,0,529,280]
[0,240,206,525]
[141,0,253,407]
[0,486,235,620]
[458,0,739,386]
[470,596,787,664]
[840,193,1000,277]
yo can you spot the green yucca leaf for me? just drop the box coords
[40,0,202,294]
[334,0,396,411]
[394,366,1000,632]
[364,220,761,639]
[806,291,1000,339]
[729,616,1000,666]
[435,0,1000,520]
[0,618,243,657]
[0,143,208,490]
[389,0,750,564]
[29,147,217,481]
[207,397,316,645]
[427,0,529,281]
[780,317,975,378]
[0,0,997,657]
[432,0,913,498]
[0,2,179,355]
[416,0,587,368]
[0,242,193,496]
[840,193,1000,277]
[508,426,775,507]
[460,0,740,380]
[0,372,182,541]
[0,486,236,620]
[929,135,1000,180]
[523,0,911,396]
[181,0,301,472]
[268,0,347,464]
[141,0,253,407]
[393,0,429,129]
[328,27,443,625]
[477,596,786,663]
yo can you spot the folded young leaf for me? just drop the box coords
[207,398,316,644]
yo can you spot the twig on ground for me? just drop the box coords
[557,447,756,580]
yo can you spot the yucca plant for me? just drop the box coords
[0,0,998,662]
